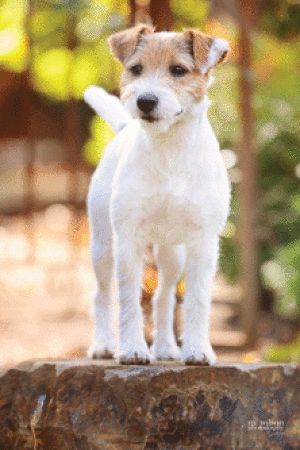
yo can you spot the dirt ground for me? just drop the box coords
[0,208,266,368]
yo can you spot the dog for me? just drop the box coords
[84,24,231,365]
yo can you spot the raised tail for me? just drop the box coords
[84,85,131,133]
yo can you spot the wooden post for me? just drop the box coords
[150,0,173,31]
[129,0,173,31]
[236,0,259,347]
[129,0,136,26]
[131,0,151,25]
[23,0,36,260]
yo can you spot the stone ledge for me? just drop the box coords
[0,360,299,449]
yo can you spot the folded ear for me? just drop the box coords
[108,24,155,63]
[184,29,230,74]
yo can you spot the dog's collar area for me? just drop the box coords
[141,115,158,123]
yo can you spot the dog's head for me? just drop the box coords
[108,25,229,130]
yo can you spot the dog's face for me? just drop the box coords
[109,25,229,130]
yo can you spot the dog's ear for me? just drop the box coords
[108,24,154,63]
[184,29,230,74]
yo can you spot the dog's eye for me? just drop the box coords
[130,64,143,76]
[170,65,188,77]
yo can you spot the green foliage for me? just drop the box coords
[219,192,240,281]
[0,0,28,71]
[208,28,300,318]
[0,0,127,98]
[259,0,300,39]
[276,235,300,313]
[31,40,121,101]
[30,5,67,47]
[171,0,208,28]
[209,64,239,146]
[83,116,115,167]
[32,47,72,100]
[264,333,300,363]
[253,34,300,317]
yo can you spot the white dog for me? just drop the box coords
[84,25,231,365]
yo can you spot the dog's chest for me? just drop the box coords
[139,189,202,245]
[112,121,230,244]
[137,161,220,244]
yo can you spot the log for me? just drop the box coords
[0,360,299,449]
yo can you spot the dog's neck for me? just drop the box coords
[140,95,211,147]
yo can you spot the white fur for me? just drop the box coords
[84,85,130,132]
[201,38,230,74]
[85,68,230,365]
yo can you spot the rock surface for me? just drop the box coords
[0,360,299,449]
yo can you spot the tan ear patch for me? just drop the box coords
[108,24,155,63]
[184,28,230,73]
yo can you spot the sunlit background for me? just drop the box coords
[0,0,300,367]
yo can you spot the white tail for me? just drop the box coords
[84,86,131,133]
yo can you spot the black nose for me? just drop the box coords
[137,94,158,114]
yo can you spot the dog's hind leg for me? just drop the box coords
[151,245,185,361]
[87,158,117,359]
[88,239,116,359]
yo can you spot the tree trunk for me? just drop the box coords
[236,0,259,347]
[150,0,173,31]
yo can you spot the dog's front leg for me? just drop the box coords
[114,235,150,365]
[182,233,219,365]
[152,245,185,361]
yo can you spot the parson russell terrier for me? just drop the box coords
[84,25,231,365]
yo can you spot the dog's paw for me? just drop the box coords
[182,343,216,366]
[119,342,150,365]
[151,341,181,361]
[88,343,115,360]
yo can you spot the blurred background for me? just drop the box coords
[0,0,299,367]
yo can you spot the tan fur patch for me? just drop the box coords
[183,29,212,68]
[120,31,209,102]
[108,24,154,63]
